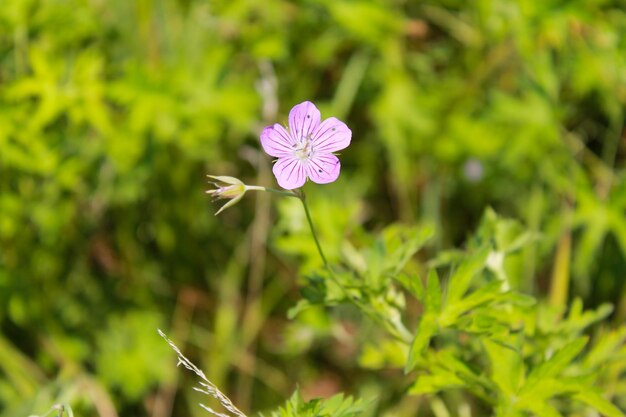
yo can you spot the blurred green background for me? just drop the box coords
[1,0,625,416]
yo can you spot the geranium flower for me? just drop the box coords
[260,101,351,190]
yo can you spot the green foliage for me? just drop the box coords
[1,0,626,416]
[263,390,365,417]
[288,210,624,416]
[95,311,174,400]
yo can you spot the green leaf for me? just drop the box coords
[359,339,407,369]
[524,337,588,389]
[427,249,466,268]
[445,247,490,307]
[437,349,489,390]
[520,401,563,417]
[287,300,313,320]
[583,327,626,369]
[393,273,424,301]
[517,378,576,408]
[405,312,437,373]
[561,301,613,333]
[408,354,467,395]
[405,270,441,373]
[439,281,501,327]
[300,274,328,304]
[483,337,523,398]
[456,311,509,336]
[387,225,434,276]
[573,389,624,417]
[267,389,367,417]
[366,224,433,289]
[496,291,536,307]
[408,370,465,395]
[425,269,442,314]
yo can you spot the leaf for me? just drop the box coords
[269,389,367,417]
[426,249,467,268]
[300,274,328,304]
[520,401,563,417]
[483,337,523,398]
[425,269,442,314]
[321,393,367,417]
[408,373,465,395]
[374,224,433,282]
[517,378,573,407]
[496,291,536,307]
[524,337,588,389]
[393,272,424,301]
[583,327,626,369]
[359,339,407,369]
[445,247,490,307]
[439,281,501,327]
[560,301,613,333]
[405,270,441,373]
[456,311,509,336]
[287,300,313,320]
[502,230,540,254]
[573,390,624,417]
[437,349,489,390]
[388,225,434,276]
[405,312,437,373]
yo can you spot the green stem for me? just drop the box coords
[295,189,412,344]
[297,190,329,267]
[549,230,571,313]
[246,185,298,198]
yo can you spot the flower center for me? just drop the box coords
[292,134,313,161]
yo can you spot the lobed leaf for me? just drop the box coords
[405,270,441,373]
[405,312,437,373]
[524,337,588,388]
[445,246,490,307]
[483,337,524,399]
[573,390,624,417]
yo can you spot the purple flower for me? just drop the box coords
[260,101,351,190]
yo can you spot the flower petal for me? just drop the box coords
[273,157,307,190]
[307,153,341,184]
[311,117,351,153]
[260,124,295,157]
[289,101,321,141]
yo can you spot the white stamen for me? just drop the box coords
[293,134,314,162]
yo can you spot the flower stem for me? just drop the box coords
[246,185,298,197]
[295,189,412,344]
[297,190,329,267]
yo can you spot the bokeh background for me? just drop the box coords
[1,0,625,416]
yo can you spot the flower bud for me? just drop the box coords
[206,175,247,215]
